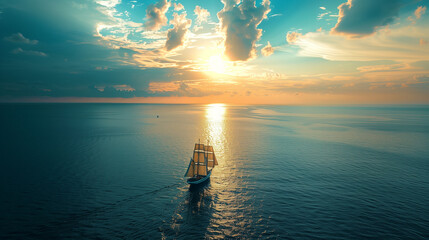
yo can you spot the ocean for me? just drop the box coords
[1,103,428,239]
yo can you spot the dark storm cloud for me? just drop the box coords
[331,0,402,38]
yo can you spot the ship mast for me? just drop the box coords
[196,139,200,177]
[206,140,209,173]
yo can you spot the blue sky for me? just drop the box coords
[1,0,428,104]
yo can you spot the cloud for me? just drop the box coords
[318,12,329,20]
[144,0,171,31]
[415,6,426,19]
[113,84,135,91]
[317,6,332,20]
[286,32,302,44]
[193,25,203,32]
[165,12,192,51]
[149,81,179,92]
[149,81,223,97]
[420,38,428,46]
[261,41,274,56]
[176,82,222,97]
[96,0,120,8]
[93,0,193,68]
[331,0,401,38]
[357,63,411,73]
[217,0,271,61]
[174,3,184,11]
[4,33,38,44]
[269,13,282,18]
[194,6,210,24]
[296,25,429,62]
[12,48,47,57]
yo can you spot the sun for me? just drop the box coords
[208,55,227,74]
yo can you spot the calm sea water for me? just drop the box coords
[1,103,428,239]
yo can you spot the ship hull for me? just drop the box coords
[187,170,211,185]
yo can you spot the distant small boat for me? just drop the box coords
[184,142,218,185]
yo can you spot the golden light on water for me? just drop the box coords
[206,103,226,122]
[205,104,226,158]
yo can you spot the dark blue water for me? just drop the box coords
[1,103,428,239]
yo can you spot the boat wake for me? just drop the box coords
[20,183,182,238]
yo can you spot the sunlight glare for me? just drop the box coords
[206,103,226,122]
[205,103,226,162]
[208,55,226,74]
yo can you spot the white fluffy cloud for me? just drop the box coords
[194,6,210,24]
[286,32,302,44]
[261,41,274,56]
[165,13,192,51]
[96,0,120,8]
[217,0,271,61]
[144,0,171,31]
[174,3,184,11]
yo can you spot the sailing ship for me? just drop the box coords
[184,142,218,185]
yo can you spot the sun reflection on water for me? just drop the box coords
[204,104,226,159]
[176,104,257,238]
[203,104,256,237]
[206,103,226,122]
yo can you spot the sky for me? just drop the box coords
[1,0,428,104]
